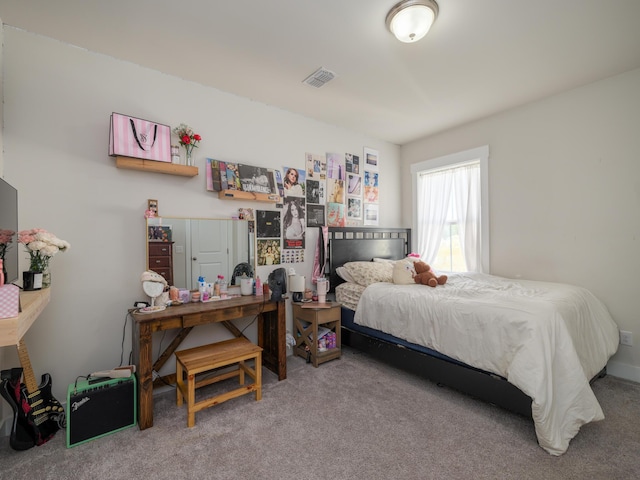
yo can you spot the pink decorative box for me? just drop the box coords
[0,284,20,319]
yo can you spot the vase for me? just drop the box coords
[42,269,51,288]
[23,271,43,291]
[1,258,6,284]
[186,151,194,166]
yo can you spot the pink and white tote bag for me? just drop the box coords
[109,113,171,163]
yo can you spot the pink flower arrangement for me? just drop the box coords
[18,228,70,272]
[172,123,202,159]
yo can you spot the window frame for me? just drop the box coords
[410,145,490,273]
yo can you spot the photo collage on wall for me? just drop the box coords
[326,152,345,227]
[207,149,381,264]
[363,147,379,226]
[346,152,362,222]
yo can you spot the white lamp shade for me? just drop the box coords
[387,2,437,43]
[289,275,305,293]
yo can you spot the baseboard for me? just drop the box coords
[607,360,640,383]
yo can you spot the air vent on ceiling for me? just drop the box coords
[303,67,336,88]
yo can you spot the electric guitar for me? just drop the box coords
[0,339,65,449]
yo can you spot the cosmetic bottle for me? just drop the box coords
[218,275,227,298]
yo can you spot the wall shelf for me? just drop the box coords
[0,288,51,347]
[115,156,198,177]
[218,190,281,203]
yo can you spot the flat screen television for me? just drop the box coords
[0,177,19,284]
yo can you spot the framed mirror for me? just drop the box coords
[146,217,255,290]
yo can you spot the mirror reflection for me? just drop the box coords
[146,217,255,290]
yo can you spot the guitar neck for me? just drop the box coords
[16,339,39,394]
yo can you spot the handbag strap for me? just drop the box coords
[130,119,158,151]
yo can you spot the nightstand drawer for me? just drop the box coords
[148,243,172,256]
[149,256,171,268]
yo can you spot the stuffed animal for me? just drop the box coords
[413,260,447,288]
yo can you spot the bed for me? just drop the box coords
[326,227,620,455]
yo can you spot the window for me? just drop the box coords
[410,146,489,273]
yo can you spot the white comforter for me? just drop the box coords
[353,273,619,455]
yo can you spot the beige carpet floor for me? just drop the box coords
[1,346,639,479]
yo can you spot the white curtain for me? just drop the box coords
[416,162,481,272]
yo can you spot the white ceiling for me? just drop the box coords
[2,0,640,145]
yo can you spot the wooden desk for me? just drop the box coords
[131,295,285,430]
[0,289,51,347]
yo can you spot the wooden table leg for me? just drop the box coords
[136,323,154,430]
[257,301,286,380]
[276,301,286,380]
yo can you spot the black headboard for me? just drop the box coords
[326,227,411,292]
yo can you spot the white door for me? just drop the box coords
[191,220,230,287]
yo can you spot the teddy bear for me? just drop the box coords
[413,260,447,288]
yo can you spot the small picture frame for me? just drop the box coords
[148,199,159,216]
[363,147,379,172]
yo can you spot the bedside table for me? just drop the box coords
[292,302,341,367]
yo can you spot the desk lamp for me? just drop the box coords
[289,274,305,303]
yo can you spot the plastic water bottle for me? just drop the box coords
[218,275,228,298]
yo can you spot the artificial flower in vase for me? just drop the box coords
[18,229,70,290]
[0,229,16,281]
[172,123,202,166]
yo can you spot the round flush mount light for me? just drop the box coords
[386,0,439,43]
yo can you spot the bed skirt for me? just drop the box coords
[341,306,534,418]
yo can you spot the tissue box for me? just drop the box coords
[0,284,20,319]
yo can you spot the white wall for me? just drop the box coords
[401,68,640,382]
[0,27,401,422]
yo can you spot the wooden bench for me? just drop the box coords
[175,337,263,427]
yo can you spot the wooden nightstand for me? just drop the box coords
[292,302,341,367]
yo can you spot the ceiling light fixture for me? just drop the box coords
[386,0,439,43]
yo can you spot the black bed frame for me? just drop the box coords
[326,227,533,418]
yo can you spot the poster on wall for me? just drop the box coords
[326,152,344,180]
[281,248,305,264]
[347,197,362,220]
[363,147,379,172]
[306,179,320,204]
[283,167,305,197]
[305,152,326,180]
[364,170,379,203]
[238,164,276,194]
[345,152,360,174]
[364,203,379,226]
[283,197,306,249]
[326,179,345,204]
[256,210,281,238]
[257,239,281,266]
[327,202,346,227]
[307,204,326,227]
[347,173,362,197]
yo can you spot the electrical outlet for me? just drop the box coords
[620,330,633,346]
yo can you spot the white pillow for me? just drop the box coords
[335,266,357,284]
[392,259,416,285]
[339,261,393,287]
